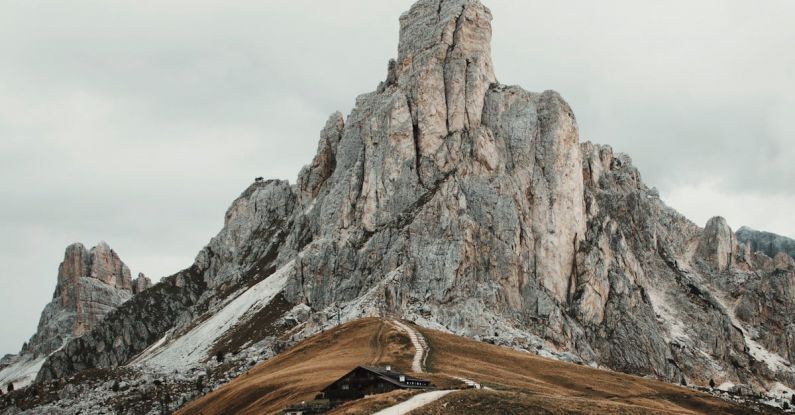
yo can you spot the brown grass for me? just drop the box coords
[178,319,778,415]
[414,323,777,415]
[177,318,415,415]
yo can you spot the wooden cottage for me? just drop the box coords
[322,366,433,401]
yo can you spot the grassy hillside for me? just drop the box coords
[178,318,778,415]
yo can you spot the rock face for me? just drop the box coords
[697,217,738,271]
[133,273,153,295]
[28,0,795,405]
[0,242,151,392]
[23,242,146,357]
[22,242,151,356]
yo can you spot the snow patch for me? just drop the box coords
[138,260,295,371]
[0,354,47,391]
[768,382,794,399]
[128,333,170,366]
[711,292,794,374]
[648,288,690,344]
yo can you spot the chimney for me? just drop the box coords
[385,365,391,372]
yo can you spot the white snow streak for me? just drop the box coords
[0,355,47,391]
[648,289,690,344]
[139,260,294,371]
[711,292,793,374]
[128,333,170,366]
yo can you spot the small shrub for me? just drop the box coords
[111,380,120,392]
[216,351,225,363]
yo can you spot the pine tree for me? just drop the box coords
[709,379,715,389]
[791,393,795,405]
[680,377,687,387]
[216,351,225,363]
[7,383,13,393]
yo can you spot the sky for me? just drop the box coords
[0,0,793,356]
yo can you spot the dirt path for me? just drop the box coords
[371,390,455,415]
[391,320,428,373]
[370,321,386,365]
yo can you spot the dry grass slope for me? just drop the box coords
[178,319,415,415]
[179,319,780,415]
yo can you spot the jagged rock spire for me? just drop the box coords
[698,217,738,272]
[395,0,496,158]
[24,242,145,357]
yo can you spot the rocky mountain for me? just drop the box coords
[0,242,150,392]
[737,226,795,261]
[2,0,794,413]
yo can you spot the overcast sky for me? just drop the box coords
[1,0,793,356]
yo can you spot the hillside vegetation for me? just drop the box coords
[179,318,778,414]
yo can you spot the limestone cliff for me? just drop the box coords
[24,242,143,357]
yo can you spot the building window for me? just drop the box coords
[341,384,350,391]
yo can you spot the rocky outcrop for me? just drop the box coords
[23,0,795,406]
[0,242,153,392]
[697,217,738,271]
[737,226,795,260]
[24,242,141,357]
[132,273,152,295]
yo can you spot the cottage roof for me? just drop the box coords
[323,365,432,391]
[359,366,430,387]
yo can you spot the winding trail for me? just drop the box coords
[390,320,428,373]
[371,390,454,415]
[370,321,386,365]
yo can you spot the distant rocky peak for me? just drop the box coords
[697,216,738,271]
[57,242,132,297]
[25,242,146,357]
[736,226,795,261]
[133,272,153,295]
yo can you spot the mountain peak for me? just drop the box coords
[397,0,493,65]
[392,0,496,156]
[30,242,141,356]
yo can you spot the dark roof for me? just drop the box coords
[323,366,433,392]
[357,366,431,389]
